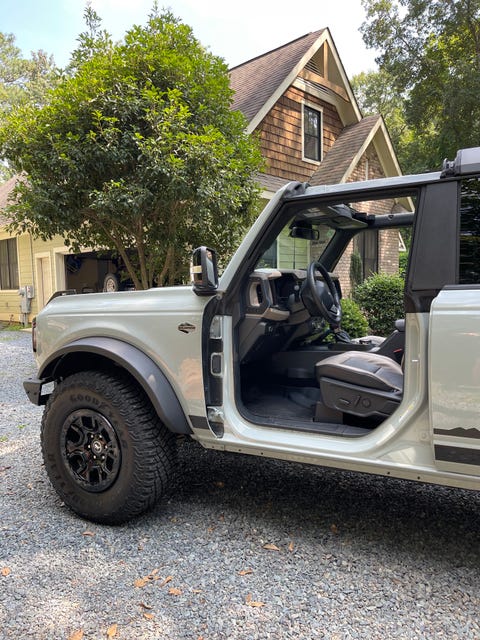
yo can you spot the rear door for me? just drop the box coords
[430,177,480,476]
[430,287,480,476]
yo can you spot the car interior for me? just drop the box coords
[235,194,415,437]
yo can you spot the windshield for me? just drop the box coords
[258,221,335,270]
[256,193,415,273]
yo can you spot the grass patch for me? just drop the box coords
[0,321,26,331]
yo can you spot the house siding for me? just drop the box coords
[257,87,343,182]
[0,232,31,322]
[0,228,68,323]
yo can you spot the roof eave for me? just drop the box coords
[338,117,402,183]
[245,28,362,134]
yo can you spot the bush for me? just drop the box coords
[349,251,363,292]
[354,272,404,336]
[340,298,369,338]
[398,252,408,278]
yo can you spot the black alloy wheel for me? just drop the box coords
[41,370,177,524]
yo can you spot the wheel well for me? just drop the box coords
[50,351,124,381]
[41,342,192,436]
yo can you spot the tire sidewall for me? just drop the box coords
[42,374,138,521]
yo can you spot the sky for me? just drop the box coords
[1,0,378,78]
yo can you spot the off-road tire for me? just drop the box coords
[41,370,177,524]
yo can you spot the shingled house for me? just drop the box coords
[0,28,402,322]
[229,28,402,292]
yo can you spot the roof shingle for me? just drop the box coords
[229,30,325,123]
[309,115,381,186]
[0,176,18,227]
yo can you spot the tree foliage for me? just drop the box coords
[361,0,480,172]
[351,68,413,171]
[0,33,58,179]
[0,8,262,288]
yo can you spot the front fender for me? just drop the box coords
[27,337,191,435]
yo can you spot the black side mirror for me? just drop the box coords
[191,246,219,296]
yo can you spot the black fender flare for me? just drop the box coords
[38,337,192,435]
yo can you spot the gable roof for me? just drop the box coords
[309,115,402,185]
[229,28,361,133]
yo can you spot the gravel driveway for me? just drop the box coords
[1,329,479,640]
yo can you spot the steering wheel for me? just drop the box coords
[301,261,342,328]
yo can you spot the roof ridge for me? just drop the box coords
[229,29,325,72]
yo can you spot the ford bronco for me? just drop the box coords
[24,147,480,523]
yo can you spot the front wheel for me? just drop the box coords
[41,370,177,524]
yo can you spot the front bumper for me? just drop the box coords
[23,377,52,406]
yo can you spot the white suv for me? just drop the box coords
[24,147,480,523]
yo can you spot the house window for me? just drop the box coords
[0,238,19,290]
[303,105,322,162]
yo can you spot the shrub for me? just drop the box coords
[398,251,409,278]
[349,251,363,292]
[340,297,369,338]
[354,272,404,336]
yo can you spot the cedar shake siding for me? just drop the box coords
[257,87,343,182]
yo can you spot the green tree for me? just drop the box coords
[0,9,262,288]
[0,33,58,179]
[361,0,480,172]
[351,68,413,171]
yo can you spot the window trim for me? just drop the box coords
[302,101,323,165]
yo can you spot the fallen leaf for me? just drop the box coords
[139,602,152,610]
[143,613,155,620]
[168,587,182,596]
[263,543,280,551]
[288,541,295,552]
[159,575,173,587]
[330,524,339,534]
[82,531,95,537]
[106,623,118,637]
[68,631,84,640]
[1,567,11,577]
[192,589,203,594]
[134,577,150,588]
[238,568,253,576]
[213,481,225,488]
[245,593,265,607]
[134,569,163,588]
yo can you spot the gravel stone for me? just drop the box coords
[1,329,480,639]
